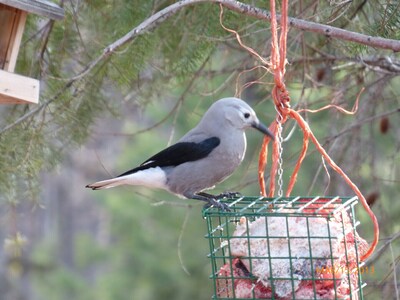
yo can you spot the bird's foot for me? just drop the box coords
[189,192,232,211]
[215,191,242,199]
[204,198,231,211]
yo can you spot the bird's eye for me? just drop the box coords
[244,112,250,119]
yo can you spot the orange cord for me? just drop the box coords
[258,123,276,197]
[287,109,379,261]
[218,0,378,261]
[256,0,378,261]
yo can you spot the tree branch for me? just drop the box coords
[221,0,400,51]
[365,231,400,265]
[71,0,400,81]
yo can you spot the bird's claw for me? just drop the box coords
[215,191,242,199]
[204,198,231,211]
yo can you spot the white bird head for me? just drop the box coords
[205,97,275,139]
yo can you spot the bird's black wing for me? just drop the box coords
[117,137,220,177]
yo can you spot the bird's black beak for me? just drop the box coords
[252,121,275,140]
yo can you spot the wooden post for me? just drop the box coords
[0,3,27,72]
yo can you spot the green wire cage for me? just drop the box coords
[203,196,368,300]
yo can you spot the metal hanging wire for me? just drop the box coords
[275,105,284,197]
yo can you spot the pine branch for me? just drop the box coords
[72,0,400,81]
[2,0,400,135]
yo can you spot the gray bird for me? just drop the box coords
[86,97,274,210]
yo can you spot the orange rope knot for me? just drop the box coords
[273,87,291,117]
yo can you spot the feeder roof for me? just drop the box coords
[0,0,64,20]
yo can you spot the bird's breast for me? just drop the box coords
[222,131,246,158]
[212,131,247,172]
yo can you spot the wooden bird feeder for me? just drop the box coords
[0,0,64,104]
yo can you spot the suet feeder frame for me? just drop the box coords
[0,0,64,104]
[203,196,366,299]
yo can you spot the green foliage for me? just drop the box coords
[372,2,400,39]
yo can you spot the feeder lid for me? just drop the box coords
[0,0,64,20]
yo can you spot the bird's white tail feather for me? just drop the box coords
[86,177,128,190]
[86,167,168,191]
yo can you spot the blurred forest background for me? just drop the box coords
[0,0,399,299]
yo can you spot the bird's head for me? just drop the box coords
[212,97,275,140]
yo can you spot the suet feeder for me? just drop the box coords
[203,196,367,299]
[0,0,64,104]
